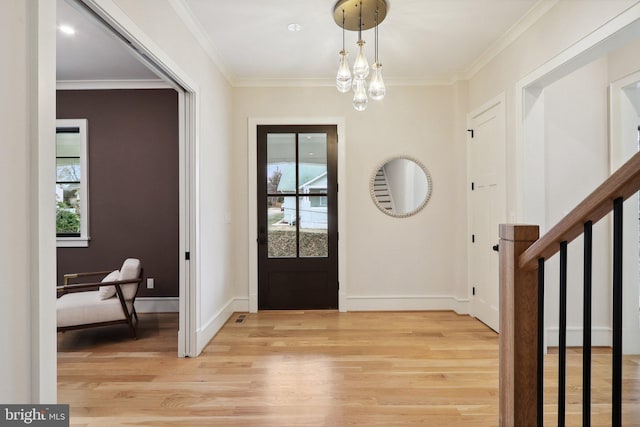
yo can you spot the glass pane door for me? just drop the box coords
[257,124,338,310]
[266,132,329,258]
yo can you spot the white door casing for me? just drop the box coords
[248,117,347,313]
[610,72,640,355]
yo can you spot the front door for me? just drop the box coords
[257,125,338,309]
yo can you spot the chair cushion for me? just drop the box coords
[57,290,133,328]
[98,270,120,300]
[119,258,141,300]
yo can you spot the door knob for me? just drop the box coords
[257,226,267,245]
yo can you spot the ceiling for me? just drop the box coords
[56,0,543,85]
[56,0,159,81]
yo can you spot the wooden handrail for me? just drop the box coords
[519,151,640,270]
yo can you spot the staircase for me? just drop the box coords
[500,151,640,426]
[373,168,393,211]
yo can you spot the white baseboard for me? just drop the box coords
[232,297,249,312]
[546,326,612,348]
[452,297,470,315]
[196,297,248,355]
[346,295,470,313]
[135,297,179,313]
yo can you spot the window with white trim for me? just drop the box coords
[56,119,89,247]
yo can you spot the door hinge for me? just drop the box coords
[467,129,474,139]
[472,234,475,243]
[337,183,339,192]
[471,182,475,191]
[185,251,190,260]
[472,286,476,296]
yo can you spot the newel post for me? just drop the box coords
[499,224,540,427]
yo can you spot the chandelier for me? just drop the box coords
[333,0,388,111]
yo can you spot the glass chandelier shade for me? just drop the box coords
[336,50,352,93]
[352,78,368,111]
[368,62,385,100]
[333,0,387,111]
[352,40,369,80]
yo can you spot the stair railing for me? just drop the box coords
[499,151,640,426]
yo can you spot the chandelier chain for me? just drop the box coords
[374,9,379,63]
[358,1,363,42]
[342,9,346,51]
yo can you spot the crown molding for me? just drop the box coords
[463,0,560,80]
[233,76,455,88]
[168,0,235,85]
[384,77,454,87]
[233,77,334,88]
[169,0,557,88]
[56,79,172,90]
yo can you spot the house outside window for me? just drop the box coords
[56,119,89,247]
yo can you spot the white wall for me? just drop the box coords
[232,85,469,311]
[110,0,235,352]
[609,37,640,82]
[0,0,34,403]
[543,58,612,346]
[1,0,57,403]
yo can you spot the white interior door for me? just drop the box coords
[468,98,506,332]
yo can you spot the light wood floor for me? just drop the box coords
[57,311,640,426]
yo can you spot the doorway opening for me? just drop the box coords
[55,0,197,357]
[517,12,640,353]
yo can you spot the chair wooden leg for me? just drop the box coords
[127,318,137,340]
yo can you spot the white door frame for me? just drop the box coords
[610,72,640,354]
[247,118,347,313]
[466,93,507,331]
[33,0,58,402]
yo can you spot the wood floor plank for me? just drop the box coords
[58,311,640,426]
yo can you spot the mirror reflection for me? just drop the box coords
[370,157,432,217]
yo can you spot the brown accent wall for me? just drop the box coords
[56,89,178,297]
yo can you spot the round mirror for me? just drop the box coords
[370,156,432,217]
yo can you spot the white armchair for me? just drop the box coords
[57,258,143,339]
